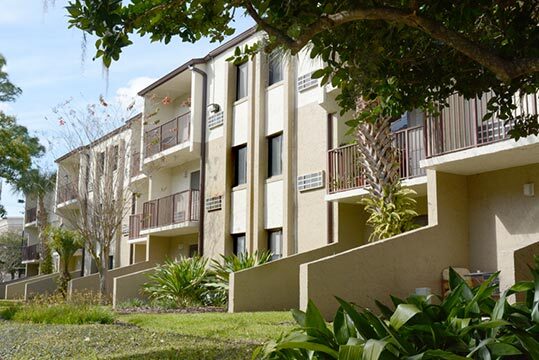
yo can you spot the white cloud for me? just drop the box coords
[115,76,156,113]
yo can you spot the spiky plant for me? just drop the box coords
[354,99,418,241]
[46,226,82,298]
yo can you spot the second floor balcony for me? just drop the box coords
[25,207,37,225]
[144,113,191,159]
[328,125,426,194]
[22,243,41,263]
[128,214,143,240]
[56,181,78,206]
[141,189,200,236]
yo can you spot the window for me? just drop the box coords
[236,62,248,100]
[112,145,119,171]
[233,234,246,255]
[108,255,114,270]
[268,133,282,178]
[268,53,283,86]
[97,152,105,175]
[189,244,198,258]
[233,145,247,186]
[268,229,283,261]
[131,193,136,215]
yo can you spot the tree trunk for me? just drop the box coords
[98,249,108,304]
[37,195,52,274]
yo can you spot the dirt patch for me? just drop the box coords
[115,306,226,315]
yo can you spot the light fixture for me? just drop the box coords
[523,183,535,197]
[207,103,220,114]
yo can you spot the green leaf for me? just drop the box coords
[336,297,377,339]
[421,349,468,359]
[305,300,331,337]
[390,304,420,330]
[277,341,339,358]
[487,343,522,357]
[334,307,357,345]
[362,339,387,360]
[339,345,364,360]
[515,330,539,359]
[291,309,306,327]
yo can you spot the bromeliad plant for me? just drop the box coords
[207,251,273,305]
[255,257,539,359]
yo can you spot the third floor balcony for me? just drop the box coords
[25,207,37,226]
[144,113,191,158]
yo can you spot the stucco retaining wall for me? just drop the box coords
[112,267,155,308]
[299,171,470,318]
[5,273,59,300]
[68,261,153,296]
[229,242,350,312]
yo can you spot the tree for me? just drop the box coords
[46,226,82,297]
[0,231,23,282]
[53,98,139,303]
[11,169,57,274]
[0,54,44,217]
[67,0,539,137]
[0,54,21,102]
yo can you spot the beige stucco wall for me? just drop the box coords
[113,267,154,308]
[299,171,470,318]
[468,163,539,291]
[5,273,59,300]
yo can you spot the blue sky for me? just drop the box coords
[0,0,253,217]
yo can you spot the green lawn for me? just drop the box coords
[0,311,293,359]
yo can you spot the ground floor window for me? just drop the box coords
[267,229,283,260]
[189,244,198,258]
[233,234,246,255]
[108,255,114,270]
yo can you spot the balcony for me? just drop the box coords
[425,93,538,157]
[128,214,143,241]
[22,244,41,263]
[56,181,78,205]
[141,190,200,236]
[327,126,426,195]
[25,207,37,225]
[144,113,190,158]
[422,92,539,175]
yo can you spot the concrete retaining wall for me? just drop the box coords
[25,271,81,299]
[229,242,349,312]
[112,267,155,308]
[68,261,153,296]
[5,273,58,300]
[299,171,470,318]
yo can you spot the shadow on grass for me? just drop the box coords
[104,344,256,360]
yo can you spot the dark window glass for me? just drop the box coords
[268,229,283,261]
[268,134,283,178]
[233,234,247,255]
[97,152,105,175]
[236,62,248,100]
[268,53,283,86]
[112,145,119,171]
[108,255,114,270]
[189,244,198,258]
[233,145,247,186]
[131,193,136,215]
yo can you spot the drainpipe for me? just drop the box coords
[189,65,207,256]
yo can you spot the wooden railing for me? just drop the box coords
[25,207,37,224]
[426,92,539,157]
[57,181,78,204]
[144,113,191,158]
[22,244,41,262]
[131,152,141,177]
[128,214,143,239]
[327,126,426,194]
[142,189,200,230]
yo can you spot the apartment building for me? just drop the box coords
[21,192,60,276]
[6,27,538,310]
[0,217,23,235]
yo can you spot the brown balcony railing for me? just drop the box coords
[22,244,41,262]
[327,126,426,194]
[144,113,191,158]
[128,214,143,239]
[25,207,37,224]
[142,189,200,230]
[426,92,538,157]
[131,152,141,177]
[57,181,78,204]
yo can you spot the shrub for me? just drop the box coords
[142,257,210,307]
[207,251,272,305]
[255,257,539,359]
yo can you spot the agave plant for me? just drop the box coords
[142,256,210,307]
[206,251,273,305]
[255,257,539,359]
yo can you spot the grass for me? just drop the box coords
[1,303,115,324]
[0,310,293,359]
[120,311,295,341]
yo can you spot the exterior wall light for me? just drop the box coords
[523,183,535,197]
[208,103,220,114]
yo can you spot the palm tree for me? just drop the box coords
[46,226,82,297]
[12,168,56,274]
[355,98,418,241]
